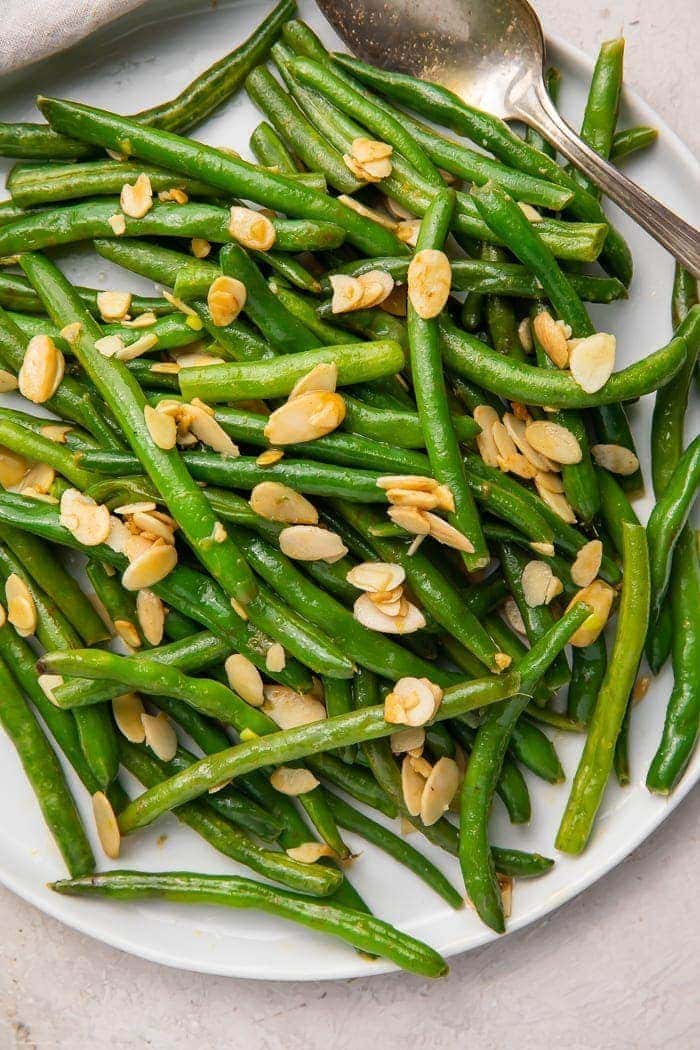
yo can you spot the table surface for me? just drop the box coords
[1,0,698,1046]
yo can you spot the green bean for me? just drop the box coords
[319,677,356,765]
[459,601,591,931]
[510,719,564,784]
[0,123,94,160]
[567,634,607,726]
[178,338,405,402]
[556,522,649,853]
[52,869,448,977]
[37,97,406,258]
[593,402,644,495]
[610,126,658,161]
[250,120,303,172]
[307,752,395,818]
[20,251,258,606]
[478,612,552,706]
[439,309,696,408]
[449,719,531,825]
[95,236,219,289]
[252,249,323,296]
[0,271,173,318]
[460,455,554,549]
[646,528,700,793]
[0,412,99,491]
[407,189,488,569]
[570,39,625,197]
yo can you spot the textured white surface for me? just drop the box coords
[0,0,698,1044]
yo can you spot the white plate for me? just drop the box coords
[0,0,698,982]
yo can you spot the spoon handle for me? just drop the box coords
[516,81,700,277]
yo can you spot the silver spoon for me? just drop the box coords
[316,0,700,276]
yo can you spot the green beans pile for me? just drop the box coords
[0,5,696,973]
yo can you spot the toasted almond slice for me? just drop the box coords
[60,489,111,546]
[376,475,438,493]
[18,335,65,404]
[498,451,538,480]
[534,480,577,523]
[343,153,372,181]
[356,269,394,308]
[250,481,318,525]
[144,404,177,450]
[5,573,37,637]
[535,471,564,493]
[401,755,427,816]
[124,534,157,563]
[521,560,561,607]
[351,137,393,164]
[123,312,158,330]
[17,462,55,495]
[93,791,120,859]
[211,521,227,543]
[112,693,146,742]
[265,643,286,673]
[131,511,175,545]
[122,543,177,591]
[384,676,439,727]
[114,501,157,516]
[270,766,319,795]
[530,541,555,558]
[381,283,408,317]
[142,710,178,761]
[498,874,514,918]
[385,487,439,510]
[228,206,276,251]
[390,727,426,755]
[346,562,405,593]
[569,333,616,393]
[188,405,239,457]
[136,589,165,645]
[492,420,519,462]
[423,512,475,553]
[158,187,188,204]
[264,391,346,445]
[571,540,604,588]
[105,515,131,554]
[96,290,132,323]
[256,448,284,467]
[225,654,264,707]
[94,334,124,358]
[517,317,534,353]
[190,237,211,258]
[396,219,421,247]
[0,370,18,393]
[336,195,397,231]
[590,443,640,476]
[407,249,451,319]
[494,651,513,671]
[207,275,246,326]
[108,213,126,235]
[263,684,326,729]
[387,505,431,535]
[40,423,72,444]
[38,673,63,705]
[502,595,527,636]
[525,420,582,465]
[354,593,426,635]
[114,333,158,362]
[288,362,338,400]
[120,172,152,218]
[59,321,82,344]
[150,362,181,374]
[503,413,556,472]
[533,310,569,368]
[473,405,500,467]
[420,756,460,826]
[566,579,616,647]
[286,842,336,864]
[278,525,348,563]
[329,274,364,314]
[114,618,142,649]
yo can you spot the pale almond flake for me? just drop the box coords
[401,755,427,816]
[264,391,346,445]
[150,362,180,375]
[270,766,319,796]
[228,206,276,251]
[38,673,63,705]
[94,334,124,358]
[286,842,336,864]
[108,213,126,236]
[385,487,439,510]
[144,404,177,450]
[142,710,178,761]
[503,413,556,472]
[207,275,246,326]
[566,579,616,647]
[188,405,239,457]
[262,684,326,730]
[288,362,338,401]
[530,541,555,557]
[211,522,227,543]
[131,511,176,545]
[265,643,286,673]
[60,489,110,546]
[5,573,37,637]
[534,478,577,523]
[96,290,132,323]
[136,589,165,645]
[225,654,264,707]
[329,274,364,314]
[59,322,82,344]
[517,317,534,353]
[16,462,55,495]
[384,676,441,727]
[420,757,461,826]
[525,420,582,465]
[533,310,569,368]
[346,562,405,594]
[337,195,398,230]
[18,335,65,404]
[278,525,348,563]
[521,560,562,607]
[569,333,616,393]
[114,332,159,362]
[590,443,640,476]
[356,269,395,308]
[518,202,543,223]
[351,137,393,165]
[571,540,603,588]
[114,501,157,516]
[114,618,141,649]
[502,595,527,636]
[396,219,421,247]
[386,505,431,536]
[377,475,438,493]
[423,512,475,553]
[40,423,72,444]
[390,726,426,755]
[473,405,501,467]
[93,791,120,859]
[191,237,211,259]
[354,592,425,634]
[121,543,178,591]
[407,249,451,319]
[535,471,564,493]
[105,515,131,554]
[0,369,18,392]
[112,693,146,742]
[250,481,318,525]
[120,172,153,218]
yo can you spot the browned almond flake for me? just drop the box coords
[387,505,431,535]
[566,580,616,647]
[93,791,120,859]
[533,310,569,368]
[377,474,438,493]
[59,322,82,344]
[423,512,475,553]
[5,573,37,637]
[407,249,451,319]
[571,540,603,588]
[385,487,440,510]
[353,592,425,634]
[329,274,364,313]
[18,335,65,404]
[503,413,556,472]
[346,562,405,593]
[225,654,264,707]
[401,755,427,816]
[94,334,124,358]
[473,405,501,467]
[120,172,153,218]
[108,213,126,235]
[228,206,276,251]
[384,676,440,727]
[191,237,211,259]
[396,219,421,247]
[502,596,527,635]
[356,269,394,308]
[96,290,132,323]
[264,391,346,445]
[632,675,651,704]
[256,448,284,467]
[40,423,72,444]
[114,618,142,649]
[207,275,246,326]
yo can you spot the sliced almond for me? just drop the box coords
[17,462,55,495]
[93,791,120,859]
[386,505,431,535]
[530,541,555,557]
[525,420,582,465]
[191,237,211,259]
[136,589,165,645]
[59,489,110,546]
[263,684,326,729]
[96,290,132,323]
[517,317,533,353]
[5,573,37,637]
[142,710,178,761]
[250,481,318,525]
[329,274,364,314]
[377,475,438,493]
[535,471,564,493]
[385,487,440,510]
[228,206,276,251]
[518,202,543,223]
[112,693,146,742]
[114,618,142,649]
[286,842,336,864]
[158,187,188,204]
[381,283,408,317]
[535,482,577,523]
[354,592,425,634]
[0,448,27,489]
[114,501,157,516]
[188,405,239,457]
[420,757,460,826]
[265,642,286,673]
[59,322,82,344]
[120,172,153,218]
[212,521,227,543]
[407,249,451,319]
[346,562,405,593]
[423,512,475,553]
[571,539,603,588]
[590,443,640,476]
[401,755,427,816]
[38,673,63,705]
[121,543,177,591]
[94,334,124,358]
[533,310,569,368]
[473,405,500,467]
[337,194,398,230]
[503,413,556,472]
[207,275,246,326]
[351,137,393,165]
[521,560,562,607]
[40,423,72,444]
[390,726,426,754]
[270,766,319,796]
[256,448,284,467]
[502,595,527,636]
[569,333,616,393]
[288,362,338,400]
[225,654,264,707]
[566,579,616,647]
[108,213,126,236]
[144,404,177,450]
[0,369,17,393]
[264,391,346,445]
[396,219,421,247]
[356,269,394,308]
[114,332,159,362]
[384,676,440,727]
[131,511,175,545]
[18,335,64,404]
[278,525,348,563]
[498,874,513,919]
